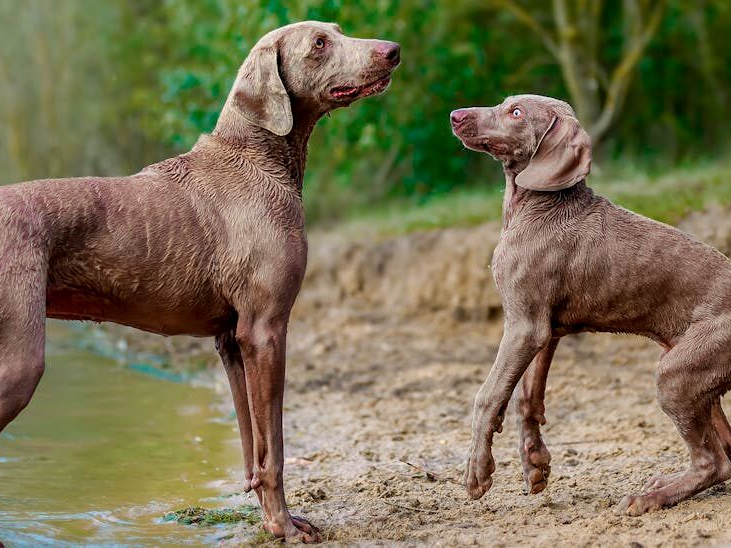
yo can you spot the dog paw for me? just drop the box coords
[264,514,322,544]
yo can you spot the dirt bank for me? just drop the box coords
[99,206,731,546]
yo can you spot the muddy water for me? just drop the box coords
[0,323,243,546]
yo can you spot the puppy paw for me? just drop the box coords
[641,471,683,492]
[618,493,661,517]
[464,445,496,500]
[519,430,551,494]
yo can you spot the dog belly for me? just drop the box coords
[46,286,235,337]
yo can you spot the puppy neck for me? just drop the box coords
[501,167,593,229]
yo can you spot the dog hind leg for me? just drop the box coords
[0,273,46,432]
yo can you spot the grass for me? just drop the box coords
[593,162,731,225]
[163,505,261,527]
[320,161,731,238]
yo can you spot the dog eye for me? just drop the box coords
[511,108,522,118]
[314,37,326,49]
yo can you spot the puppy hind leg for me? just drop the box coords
[711,397,731,459]
[620,330,731,516]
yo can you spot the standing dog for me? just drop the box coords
[450,95,731,515]
[0,21,400,542]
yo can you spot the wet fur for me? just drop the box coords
[452,94,731,515]
[0,21,400,543]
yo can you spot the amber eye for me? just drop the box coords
[511,107,522,118]
[315,37,325,49]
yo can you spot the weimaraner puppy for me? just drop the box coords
[0,21,400,542]
[450,95,731,516]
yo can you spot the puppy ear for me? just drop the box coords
[515,115,592,191]
[232,39,293,136]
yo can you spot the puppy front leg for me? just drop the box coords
[466,318,551,500]
[517,338,559,494]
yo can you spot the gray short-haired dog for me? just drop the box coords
[0,21,400,542]
[451,94,731,516]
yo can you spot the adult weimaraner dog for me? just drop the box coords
[0,21,400,542]
[450,95,731,516]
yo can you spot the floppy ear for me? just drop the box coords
[515,115,592,191]
[232,40,293,136]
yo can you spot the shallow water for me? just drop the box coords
[0,324,244,546]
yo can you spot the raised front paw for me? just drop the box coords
[465,444,496,500]
[519,427,551,494]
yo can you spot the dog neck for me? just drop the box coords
[211,99,321,193]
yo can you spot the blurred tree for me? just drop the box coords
[0,1,132,181]
[1,0,729,221]
[481,0,665,143]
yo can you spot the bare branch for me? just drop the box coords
[687,0,729,113]
[552,0,598,121]
[492,0,560,58]
[588,0,666,141]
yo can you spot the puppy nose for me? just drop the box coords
[375,41,400,64]
[450,109,469,126]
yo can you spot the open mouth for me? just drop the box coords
[330,74,392,101]
[461,137,507,155]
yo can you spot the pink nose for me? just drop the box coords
[450,109,469,126]
[374,41,400,64]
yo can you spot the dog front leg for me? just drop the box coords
[465,317,551,500]
[215,331,259,496]
[235,316,321,543]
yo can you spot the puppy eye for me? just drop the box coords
[314,37,326,49]
[511,108,522,118]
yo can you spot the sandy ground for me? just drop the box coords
[221,308,731,546]
[103,209,731,546]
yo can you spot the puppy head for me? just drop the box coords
[451,94,592,191]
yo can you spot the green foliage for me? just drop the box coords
[329,162,731,238]
[1,1,730,224]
